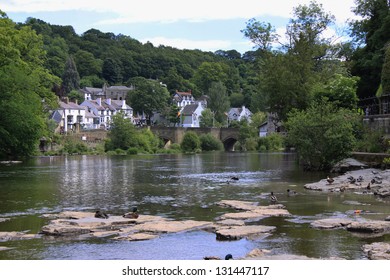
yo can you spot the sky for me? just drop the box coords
[1,0,359,53]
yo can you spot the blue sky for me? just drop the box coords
[1,0,358,53]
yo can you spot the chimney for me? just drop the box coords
[106,98,111,105]
[122,99,126,109]
[97,98,101,106]
[64,97,69,104]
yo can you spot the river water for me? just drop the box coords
[1,152,390,260]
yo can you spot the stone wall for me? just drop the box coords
[363,115,390,135]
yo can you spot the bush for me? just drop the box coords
[257,133,285,151]
[200,133,223,151]
[354,127,386,153]
[127,147,138,155]
[285,101,358,170]
[181,131,201,153]
[245,138,258,151]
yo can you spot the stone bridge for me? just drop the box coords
[150,127,240,151]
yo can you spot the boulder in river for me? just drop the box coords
[363,242,390,260]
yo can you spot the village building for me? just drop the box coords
[80,98,133,130]
[173,90,195,109]
[228,105,253,123]
[52,98,86,133]
[80,84,134,101]
[180,102,205,127]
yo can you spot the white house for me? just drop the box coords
[55,99,87,133]
[228,105,252,123]
[173,90,195,109]
[180,102,204,127]
[81,98,133,129]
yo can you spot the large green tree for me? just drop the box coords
[382,46,390,95]
[243,1,337,122]
[61,55,80,95]
[285,101,358,170]
[207,81,230,124]
[127,77,170,124]
[350,0,390,99]
[0,11,59,159]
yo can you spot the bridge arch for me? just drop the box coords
[221,136,238,151]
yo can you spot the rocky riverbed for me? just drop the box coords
[2,181,390,260]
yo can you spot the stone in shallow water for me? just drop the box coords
[215,225,275,240]
[114,233,158,241]
[0,231,40,241]
[310,218,354,229]
[363,242,390,260]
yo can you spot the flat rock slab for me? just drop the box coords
[219,208,291,221]
[363,242,390,260]
[132,220,214,234]
[347,220,390,234]
[0,218,10,223]
[0,231,41,242]
[217,200,290,221]
[304,168,390,193]
[216,225,275,240]
[38,211,213,243]
[114,233,158,241]
[310,218,355,229]
[40,213,166,236]
[215,219,245,226]
[217,200,259,211]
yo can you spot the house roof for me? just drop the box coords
[181,104,199,115]
[107,86,132,91]
[59,101,85,110]
[51,110,62,124]
[111,100,132,110]
[81,87,103,94]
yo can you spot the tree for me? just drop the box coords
[241,19,278,51]
[382,46,390,95]
[74,50,102,78]
[350,0,390,98]
[61,56,80,95]
[312,74,360,109]
[207,81,230,124]
[285,101,358,170]
[192,62,229,94]
[199,108,214,127]
[181,131,201,153]
[127,77,170,124]
[0,12,59,159]
[102,57,122,85]
[199,134,223,151]
[106,113,137,151]
[245,1,336,122]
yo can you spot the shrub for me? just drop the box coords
[258,133,285,151]
[285,101,358,170]
[200,133,223,151]
[127,147,138,155]
[181,131,201,153]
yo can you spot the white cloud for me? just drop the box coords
[2,0,358,24]
[139,36,233,52]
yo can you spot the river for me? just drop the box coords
[1,152,390,260]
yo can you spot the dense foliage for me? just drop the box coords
[180,131,201,153]
[0,11,59,159]
[285,101,358,170]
